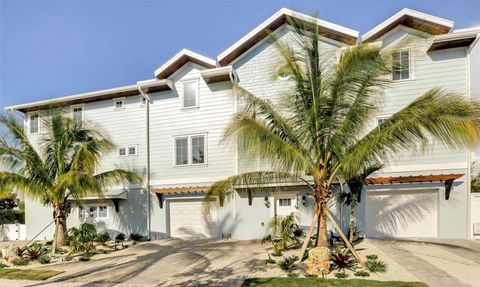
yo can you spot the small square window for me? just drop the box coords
[98,206,108,218]
[118,147,127,156]
[128,146,137,156]
[182,81,198,108]
[377,117,389,127]
[114,98,124,110]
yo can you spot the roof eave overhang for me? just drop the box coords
[154,49,217,80]
[5,79,172,113]
[428,31,480,51]
[362,8,454,43]
[217,8,359,66]
[200,66,233,84]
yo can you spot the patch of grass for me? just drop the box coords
[271,250,283,257]
[241,278,429,287]
[265,255,275,264]
[0,268,62,281]
[354,270,370,277]
[334,272,349,279]
[366,259,388,273]
[38,254,51,264]
[366,254,378,260]
[12,258,28,266]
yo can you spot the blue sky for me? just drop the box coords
[1,0,479,109]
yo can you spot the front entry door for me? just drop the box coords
[275,195,297,217]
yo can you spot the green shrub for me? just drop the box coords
[129,233,143,241]
[366,259,387,273]
[96,232,111,244]
[68,223,97,253]
[287,272,299,278]
[263,213,303,251]
[277,255,298,272]
[304,274,318,278]
[271,250,283,257]
[265,255,275,264]
[64,255,73,261]
[79,252,93,261]
[335,272,349,279]
[12,258,28,266]
[366,254,378,260]
[0,262,8,268]
[354,270,370,277]
[38,254,51,264]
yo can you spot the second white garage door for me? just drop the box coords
[169,200,218,239]
[365,189,438,238]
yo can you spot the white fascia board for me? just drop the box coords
[5,79,172,112]
[154,49,217,77]
[432,29,480,43]
[200,66,233,78]
[217,8,358,64]
[4,84,137,112]
[362,8,454,42]
[137,78,173,90]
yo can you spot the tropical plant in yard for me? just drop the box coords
[204,17,480,269]
[0,111,141,250]
[68,222,97,254]
[261,213,303,251]
[338,164,383,243]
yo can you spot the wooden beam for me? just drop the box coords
[112,199,120,212]
[247,189,253,206]
[445,179,454,200]
[155,193,164,209]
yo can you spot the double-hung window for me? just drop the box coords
[29,113,39,134]
[79,205,108,219]
[181,80,198,108]
[72,106,83,126]
[392,50,410,81]
[174,134,206,166]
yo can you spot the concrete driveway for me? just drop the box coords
[0,239,279,287]
[370,238,480,287]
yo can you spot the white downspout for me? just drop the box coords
[137,85,152,240]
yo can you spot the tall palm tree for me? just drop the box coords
[0,111,141,248]
[205,18,480,263]
[339,163,383,243]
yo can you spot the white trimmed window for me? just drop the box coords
[114,98,125,110]
[72,106,83,126]
[174,134,206,166]
[118,147,127,156]
[392,50,410,81]
[181,80,199,108]
[79,205,108,219]
[29,113,39,134]
[117,145,138,156]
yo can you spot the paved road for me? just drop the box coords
[372,238,480,287]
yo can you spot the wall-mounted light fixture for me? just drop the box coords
[301,195,308,206]
[264,196,271,208]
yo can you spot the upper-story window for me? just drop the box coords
[392,50,410,81]
[377,116,389,127]
[29,113,39,134]
[114,98,125,110]
[174,134,206,166]
[181,80,199,109]
[117,145,138,157]
[72,106,83,126]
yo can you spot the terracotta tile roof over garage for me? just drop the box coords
[151,186,210,195]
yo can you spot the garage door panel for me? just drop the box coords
[366,190,437,238]
[169,200,218,239]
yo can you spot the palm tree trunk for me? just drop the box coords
[317,204,328,248]
[53,204,68,247]
[349,208,355,242]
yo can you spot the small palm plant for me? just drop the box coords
[204,17,480,268]
[262,213,303,251]
[0,111,141,250]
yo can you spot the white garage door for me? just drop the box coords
[169,200,218,239]
[366,190,438,238]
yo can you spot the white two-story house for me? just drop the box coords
[5,8,480,241]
